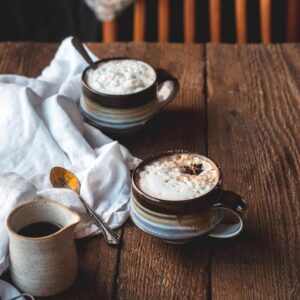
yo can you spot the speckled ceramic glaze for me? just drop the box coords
[80,58,179,136]
[6,199,80,297]
[130,150,247,244]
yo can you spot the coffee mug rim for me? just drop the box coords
[132,149,223,208]
[6,199,81,241]
[81,57,158,98]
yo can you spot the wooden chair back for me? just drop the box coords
[102,0,299,43]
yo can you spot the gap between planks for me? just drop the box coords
[111,44,211,300]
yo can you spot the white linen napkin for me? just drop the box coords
[0,37,140,275]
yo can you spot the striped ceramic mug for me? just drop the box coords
[130,150,248,244]
[80,57,179,136]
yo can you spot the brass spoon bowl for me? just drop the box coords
[50,167,121,245]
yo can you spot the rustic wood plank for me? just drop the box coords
[207,44,300,299]
[0,42,57,77]
[0,42,120,300]
[115,43,209,299]
[3,41,299,300]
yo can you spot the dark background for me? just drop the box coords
[0,0,289,43]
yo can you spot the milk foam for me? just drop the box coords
[137,154,219,201]
[86,59,156,95]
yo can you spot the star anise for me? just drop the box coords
[194,163,203,175]
[183,163,203,175]
[183,165,194,175]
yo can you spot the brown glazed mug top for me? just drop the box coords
[131,150,223,215]
[82,57,177,109]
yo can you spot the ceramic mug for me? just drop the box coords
[6,199,80,297]
[80,57,179,135]
[130,150,247,244]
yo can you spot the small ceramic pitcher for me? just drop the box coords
[6,199,80,297]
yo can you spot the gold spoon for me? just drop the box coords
[50,167,121,245]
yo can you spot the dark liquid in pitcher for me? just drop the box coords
[18,222,61,238]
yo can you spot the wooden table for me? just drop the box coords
[1,42,299,300]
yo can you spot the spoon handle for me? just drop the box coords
[71,37,97,69]
[78,196,121,245]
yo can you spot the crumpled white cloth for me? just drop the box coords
[0,279,27,300]
[85,0,134,21]
[0,37,140,275]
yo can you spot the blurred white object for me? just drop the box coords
[85,0,134,21]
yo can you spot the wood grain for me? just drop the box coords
[0,42,57,77]
[1,42,300,300]
[115,43,209,300]
[207,44,300,299]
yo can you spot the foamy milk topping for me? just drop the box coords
[137,153,219,201]
[86,59,156,95]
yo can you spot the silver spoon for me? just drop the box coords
[50,167,121,245]
[71,37,97,69]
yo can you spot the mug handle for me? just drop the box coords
[156,68,179,110]
[208,190,247,239]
